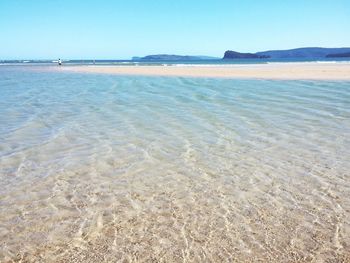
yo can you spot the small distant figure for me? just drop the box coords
[58,58,62,66]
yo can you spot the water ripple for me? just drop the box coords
[0,67,350,262]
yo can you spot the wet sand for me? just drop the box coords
[59,62,350,80]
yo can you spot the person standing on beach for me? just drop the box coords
[58,58,62,66]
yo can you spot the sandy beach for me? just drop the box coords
[58,62,350,80]
[3,0,350,261]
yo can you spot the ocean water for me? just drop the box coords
[1,57,350,66]
[0,66,350,262]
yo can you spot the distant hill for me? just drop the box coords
[132,54,219,61]
[133,48,350,61]
[223,51,269,59]
[223,47,350,59]
[326,52,350,58]
[256,47,350,58]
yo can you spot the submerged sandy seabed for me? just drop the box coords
[1,68,350,262]
[58,62,350,80]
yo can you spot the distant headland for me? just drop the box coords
[326,52,350,58]
[250,47,350,59]
[223,51,269,59]
[132,47,350,61]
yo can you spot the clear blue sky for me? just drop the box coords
[0,0,349,59]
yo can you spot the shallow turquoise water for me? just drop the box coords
[1,66,350,261]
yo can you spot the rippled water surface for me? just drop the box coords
[1,66,350,262]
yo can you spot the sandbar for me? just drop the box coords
[57,62,350,80]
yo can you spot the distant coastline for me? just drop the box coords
[129,47,350,61]
[2,47,350,64]
[134,47,350,60]
[326,52,350,58]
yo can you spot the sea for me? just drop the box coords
[0,62,350,262]
[1,57,350,66]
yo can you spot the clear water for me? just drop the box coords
[0,66,350,262]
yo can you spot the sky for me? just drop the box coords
[0,0,349,60]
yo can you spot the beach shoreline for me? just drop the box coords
[57,62,350,80]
